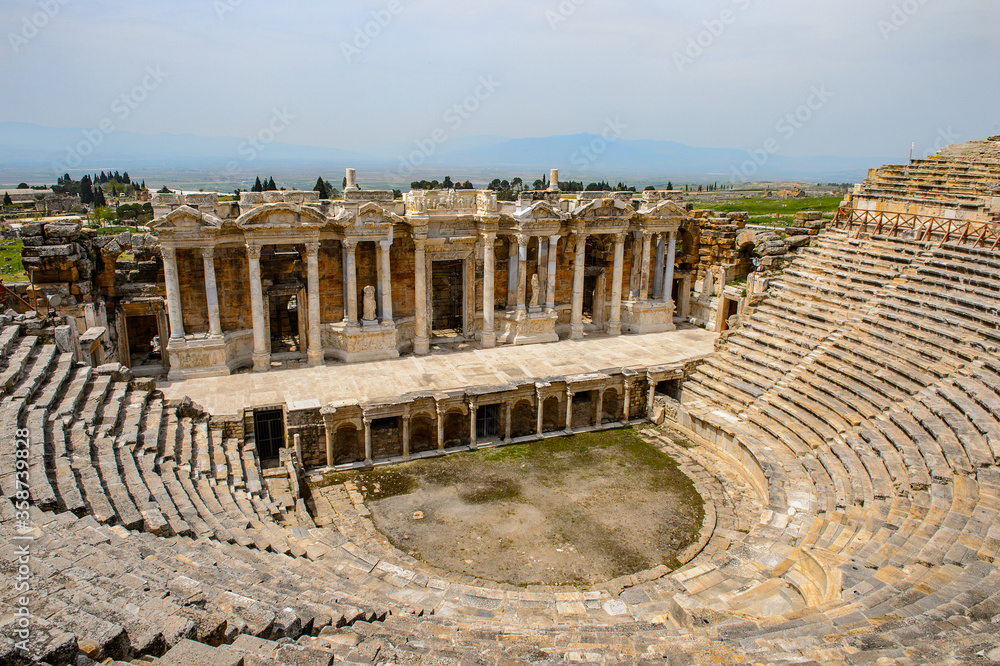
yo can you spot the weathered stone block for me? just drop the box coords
[44,221,82,240]
[19,222,45,237]
[20,235,45,247]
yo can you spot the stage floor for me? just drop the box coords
[159,326,718,417]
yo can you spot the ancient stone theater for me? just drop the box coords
[2,138,1000,664]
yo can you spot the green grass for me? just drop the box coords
[695,195,843,216]
[0,239,27,282]
[90,225,135,236]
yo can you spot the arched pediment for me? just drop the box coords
[350,202,404,228]
[576,198,636,221]
[513,200,568,223]
[236,203,327,230]
[150,205,223,234]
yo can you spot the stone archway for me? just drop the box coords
[601,388,621,425]
[510,399,536,439]
[334,424,362,464]
[409,414,436,454]
[542,396,563,432]
[443,410,469,447]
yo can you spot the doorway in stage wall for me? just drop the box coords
[253,407,284,461]
[432,260,464,336]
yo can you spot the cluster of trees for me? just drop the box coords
[50,172,147,203]
[250,176,278,192]
[116,202,154,224]
[410,176,475,190]
[312,177,340,200]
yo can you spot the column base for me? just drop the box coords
[307,349,325,366]
[621,301,676,334]
[607,322,622,337]
[481,330,496,349]
[570,323,584,340]
[252,351,271,373]
[504,310,558,346]
[414,337,430,355]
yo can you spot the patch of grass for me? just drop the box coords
[696,196,842,216]
[312,467,418,501]
[0,239,27,282]
[460,478,521,504]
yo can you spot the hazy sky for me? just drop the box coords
[2,0,998,159]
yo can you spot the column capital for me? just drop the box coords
[362,416,372,426]
[305,241,320,256]
[201,246,215,260]
[342,238,358,252]
[246,244,261,261]
[516,233,530,248]
[612,232,627,244]
[548,233,561,245]
[641,229,653,240]
[481,231,497,243]
[575,231,588,245]
[379,238,392,250]
[162,245,177,261]
[414,235,427,251]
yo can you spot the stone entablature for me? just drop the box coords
[150,170,691,378]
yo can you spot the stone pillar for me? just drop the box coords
[379,239,394,324]
[363,417,373,466]
[536,237,548,309]
[305,242,323,366]
[549,168,560,191]
[646,377,656,417]
[402,413,411,460]
[482,232,496,349]
[345,167,358,192]
[507,238,518,309]
[323,411,336,467]
[653,234,666,300]
[570,232,588,339]
[436,404,445,450]
[343,240,359,326]
[246,244,269,372]
[201,247,223,339]
[663,231,677,306]
[468,398,478,449]
[597,388,606,427]
[515,234,528,317]
[623,380,632,423]
[162,246,186,341]
[639,231,653,301]
[546,235,559,312]
[565,390,575,433]
[535,390,544,436]
[608,234,625,337]
[505,401,513,441]
[414,237,429,354]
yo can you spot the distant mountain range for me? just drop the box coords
[0,121,888,188]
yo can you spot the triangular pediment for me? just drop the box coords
[353,202,403,227]
[513,200,567,223]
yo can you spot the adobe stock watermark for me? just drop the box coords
[53,65,169,173]
[223,107,295,176]
[545,0,587,31]
[731,85,834,183]
[341,0,403,63]
[878,0,931,40]
[917,126,960,159]
[570,118,628,170]
[8,0,71,54]
[11,426,34,658]
[674,0,752,73]
[214,0,245,20]
[392,76,502,178]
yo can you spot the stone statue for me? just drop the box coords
[362,285,377,322]
[529,274,540,310]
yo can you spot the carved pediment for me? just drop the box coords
[576,198,636,221]
[236,203,326,230]
[513,200,567,223]
[641,199,688,220]
[150,205,222,234]
[353,202,403,227]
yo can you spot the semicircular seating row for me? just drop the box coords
[2,227,1000,665]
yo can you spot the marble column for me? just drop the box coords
[506,238,518,310]
[379,239,394,324]
[363,417,372,466]
[305,242,323,366]
[505,401,513,441]
[536,238,548,310]
[515,234,528,317]
[323,412,336,467]
[402,413,411,460]
[343,239,359,326]
[414,237,429,354]
[623,380,632,423]
[436,403,445,450]
[162,246,185,341]
[535,390,544,436]
[597,389,606,427]
[201,247,222,339]
[468,399,478,449]
[663,231,677,306]
[565,391,575,432]
[481,232,496,349]
[608,233,625,337]
[639,231,653,301]
[570,232,588,339]
[546,235,559,312]
[653,234,666,300]
[247,244,269,373]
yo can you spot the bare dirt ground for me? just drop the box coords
[317,428,704,587]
